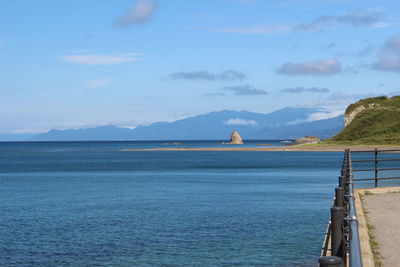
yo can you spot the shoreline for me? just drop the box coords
[120,145,400,152]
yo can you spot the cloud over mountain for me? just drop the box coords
[224,118,258,126]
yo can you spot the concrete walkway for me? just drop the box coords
[358,187,400,267]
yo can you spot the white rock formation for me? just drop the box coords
[344,106,365,127]
[229,131,243,144]
[344,103,380,127]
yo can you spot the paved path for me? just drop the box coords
[364,192,400,267]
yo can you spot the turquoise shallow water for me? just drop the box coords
[0,141,342,266]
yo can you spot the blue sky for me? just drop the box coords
[1,0,400,135]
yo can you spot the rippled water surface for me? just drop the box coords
[0,141,342,266]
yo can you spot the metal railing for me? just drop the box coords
[351,148,400,187]
[319,149,362,267]
[319,148,400,266]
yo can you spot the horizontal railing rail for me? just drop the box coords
[350,148,400,188]
[352,167,400,172]
[350,149,400,153]
[352,158,400,162]
[353,176,400,181]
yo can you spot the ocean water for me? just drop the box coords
[0,141,343,266]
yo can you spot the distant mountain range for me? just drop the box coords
[29,107,344,141]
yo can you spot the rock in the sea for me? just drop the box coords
[229,131,243,145]
[294,136,321,145]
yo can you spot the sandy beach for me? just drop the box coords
[120,145,400,152]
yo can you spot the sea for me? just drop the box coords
[1,140,344,266]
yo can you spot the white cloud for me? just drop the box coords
[373,34,400,72]
[206,9,384,34]
[61,53,141,65]
[224,118,258,126]
[85,79,110,89]
[371,22,396,28]
[286,110,343,125]
[214,25,293,34]
[281,87,330,93]
[222,84,268,95]
[11,128,49,134]
[298,92,383,107]
[278,58,341,75]
[307,110,344,121]
[115,0,157,27]
[170,70,247,81]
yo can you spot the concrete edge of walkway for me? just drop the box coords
[354,186,400,267]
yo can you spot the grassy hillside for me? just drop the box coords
[327,96,400,145]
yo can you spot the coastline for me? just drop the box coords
[120,145,400,152]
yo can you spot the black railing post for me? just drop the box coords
[375,148,378,187]
[319,256,343,267]
[338,176,346,188]
[343,150,350,197]
[330,206,345,259]
[319,148,372,266]
[335,187,344,208]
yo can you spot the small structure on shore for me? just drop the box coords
[294,136,320,145]
[229,131,243,145]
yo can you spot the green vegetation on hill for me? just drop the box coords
[327,96,400,144]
